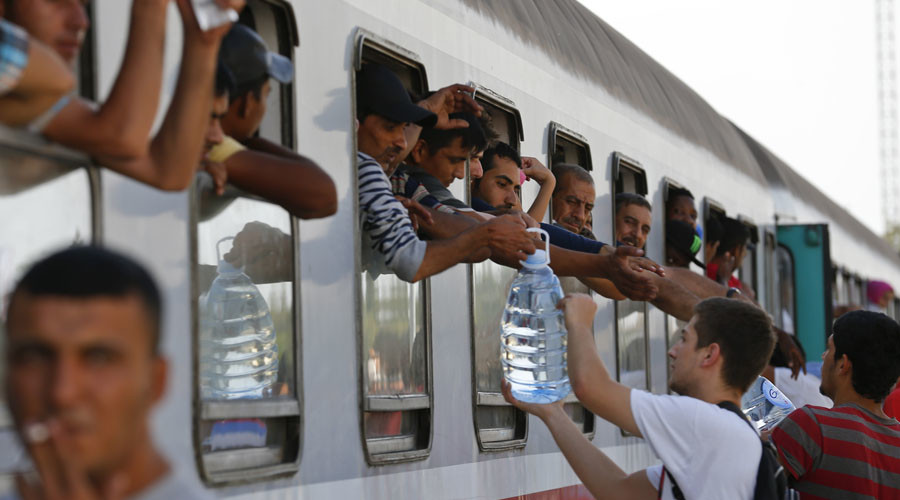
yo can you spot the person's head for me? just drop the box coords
[218,24,294,140]
[668,298,775,396]
[867,280,895,309]
[203,63,234,158]
[472,142,521,209]
[4,246,167,477]
[820,311,900,403]
[614,193,652,249]
[665,219,703,268]
[666,187,697,228]
[2,0,89,65]
[550,164,595,234]
[468,113,500,180]
[704,215,723,261]
[356,64,436,169]
[410,112,486,187]
[715,217,750,266]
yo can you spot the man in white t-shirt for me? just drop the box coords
[503,295,777,499]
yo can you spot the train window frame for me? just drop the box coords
[661,177,690,387]
[469,88,529,451]
[237,0,299,149]
[611,152,651,412]
[0,126,102,456]
[352,29,435,465]
[546,122,595,438]
[736,216,759,298]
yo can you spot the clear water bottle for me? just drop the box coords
[200,236,279,400]
[741,376,796,432]
[501,228,571,404]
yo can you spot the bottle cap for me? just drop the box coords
[519,228,551,269]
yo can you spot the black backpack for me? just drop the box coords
[659,401,788,500]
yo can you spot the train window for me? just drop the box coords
[611,153,651,398]
[764,231,778,322]
[471,90,528,450]
[702,198,726,266]
[775,244,796,335]
[192,195,300,484]
[662,178,691,387]
[354,31,433,464]
[76,2,97,100]
[0,128,98,472]
[547,122,594,437]
[737,217,759,298]
[893,298,900,321]
[238,0,299,148]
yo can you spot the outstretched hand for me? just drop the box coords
[501,379,563,420]
[418,84,483,130]
[629,256,665,277]
[775,327,806,380]
[395,196,434,232]
[602,245,658,301]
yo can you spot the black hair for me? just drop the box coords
[475,141,521,190]
[716,217,749,257]
[551,164,594,196]
[615,192,651,213]
[668,186,694,201]
[215,62,236,99]
[418,112,486,155]
[705,216,723,244]
[232,74,269,104]
[7,246,163,355]
[832,310,900,403]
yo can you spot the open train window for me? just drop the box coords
[765,231,778,322]
[190,3,301,485]
[0,128,100,473]
[661,178,693,386]
[470,89,528,450]
[611,153,651,400]
[776,244,797,335]
[702,198,726,267]
[353,30,433,465]
[893,297,900,321]
[737,217,759,298]
[546,122,594,437]
[238,0,299,148]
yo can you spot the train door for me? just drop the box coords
[610,152,651,411]
[547,122,594,438]
[776,224,833,357]
[353,29,434,465]
[469,86,527,451]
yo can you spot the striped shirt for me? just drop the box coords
[0,19,29,95]
[358,152,426,282]
[771,403,900,499]
[390,163,474,214]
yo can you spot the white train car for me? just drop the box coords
[2,0,899,498]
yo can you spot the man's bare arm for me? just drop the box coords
[43,0,170,159]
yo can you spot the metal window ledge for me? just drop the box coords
[364,394,429,411]
[200,399,300,420]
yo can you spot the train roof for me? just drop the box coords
[458,0,900,267]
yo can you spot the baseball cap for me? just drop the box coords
[666,219,705,268]
[219,24,293,95]
[356,64,437,128]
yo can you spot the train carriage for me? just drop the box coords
[2,0,899,498]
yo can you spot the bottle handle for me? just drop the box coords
[520,227,551,268]
[216,236,244,270]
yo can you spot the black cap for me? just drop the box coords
[219,24,293,95]
[666,219,705,268]
[356,64,437,127]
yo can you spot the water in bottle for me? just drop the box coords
[741,376,796,432]
[501,228,571,404]
[200,236,279,400]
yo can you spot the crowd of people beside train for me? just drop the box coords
[2,1,900,499]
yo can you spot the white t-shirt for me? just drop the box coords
[631,389,760,500]
[773,367,833,409]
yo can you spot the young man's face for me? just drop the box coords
[203,94,230,159]
[358,114,408,170]
[667,195,698,228]
[5,0,89,65]
[475,156,520,209]
[223,80,272,142]
[551,174,595,234]
[667,316,704,395]
[4,293,166,476]
[414,136,470,187]
[615,203,652,249]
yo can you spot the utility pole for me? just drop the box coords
[876,0,900,249]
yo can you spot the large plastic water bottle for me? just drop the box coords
[200,236,279,400]
[741,376,796,432]
[501,228,571,404]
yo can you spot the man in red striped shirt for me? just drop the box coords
[771,310,900,499]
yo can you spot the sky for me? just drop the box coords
[578,0,885,234]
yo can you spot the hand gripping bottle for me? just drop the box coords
[200,236,279,400]
[501,228,571,404]
[741,376,796,432]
